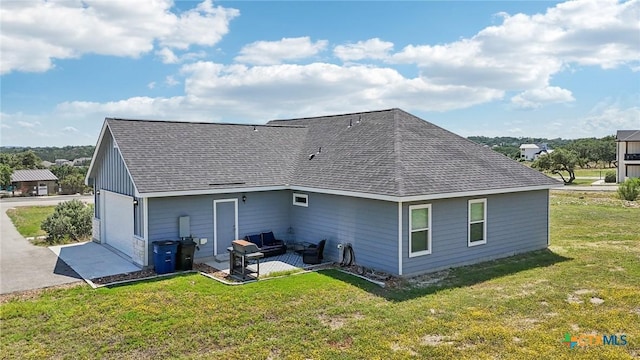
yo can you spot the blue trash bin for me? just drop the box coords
[153,241,179,274]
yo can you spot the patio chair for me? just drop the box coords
[302,239,326,265]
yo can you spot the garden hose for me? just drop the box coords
[340,243,355,267]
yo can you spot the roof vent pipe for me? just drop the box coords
[357,115,361,124]
[347,119,352,128]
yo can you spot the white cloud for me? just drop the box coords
[156,47,179,64]
[63,126,79,133]
[575,103,640,137]
[511,86,575,109]
[155,47,207,64]
[334,38,394,61]
[17,120,39,128]
[0,0,239,74]
[234,37,328,65]
[165,76,179,87]
[50,61,501,125]
[391,0,639,91]
[147,82,156,89]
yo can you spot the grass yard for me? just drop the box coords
[1,191,638,359]
[5,206,55,238]
[563,178,597,186]
[572,168,616,178]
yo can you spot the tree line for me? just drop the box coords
[0,149,91,194]
[0,145,95,163]
[469,135,616,167]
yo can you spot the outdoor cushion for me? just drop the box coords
[245,234,262,247]
[261,231,276,246]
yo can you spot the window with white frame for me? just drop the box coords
[293,193,308,207]
[409,204,431,257]
[468,199,487,246]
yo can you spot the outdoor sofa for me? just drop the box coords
[244,231,287,257]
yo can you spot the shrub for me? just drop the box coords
[617,178,640,201]
[604,171,616,183]
[41,199,93,242]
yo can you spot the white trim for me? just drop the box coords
[85,121,109,185]
[408,204,432,257]
[468,198,487,247]
[292,193,309,207]
[143,197,149,267]
[547,190,550,246]
[99,191,105,244]
[138,185,287,198]
[397,202,403,276]
[85,121,141,197]
[213,198,239,256]
[136,183,560,201]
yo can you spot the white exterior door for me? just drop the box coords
[213,199,238,256]
[102,190,134,258]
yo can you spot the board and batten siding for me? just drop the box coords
[147,191,291,265]
[290,192,398,274]
[402,190,549,276]
[92,127,136,220]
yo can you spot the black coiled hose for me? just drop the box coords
[340,243,355,267]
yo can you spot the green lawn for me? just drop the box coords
[573,168,616,178]
[5,206,55,238]
[1,192,638,359]
[563,178,596,186]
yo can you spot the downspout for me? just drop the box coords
[398,201,403,276]
[143,197,149,267]
[547,191,550,246]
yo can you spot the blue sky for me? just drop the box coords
[1,0,638,147]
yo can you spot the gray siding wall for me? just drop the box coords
[92,128,136,219]
[147,190,290,265]
[402,190,549,276]
[290,192,398,274]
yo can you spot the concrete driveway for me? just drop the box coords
[0,196,92,294]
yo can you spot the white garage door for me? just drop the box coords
[102,190,134,258]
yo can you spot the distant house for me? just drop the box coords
[73,157,92,166]
[41,161,54,168]
[616,130,640,183]
[519,144,540,161]
[11,169,58,196]
[86,109,561,277]
[520,143,553,161]
[55,159,73,166]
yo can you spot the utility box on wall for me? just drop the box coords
[179,216,190,238]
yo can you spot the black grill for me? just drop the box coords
[227,240,264,280]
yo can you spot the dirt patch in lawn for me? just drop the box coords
[0,282,84,304]
[90,263,226,286]
[421,335,454,346]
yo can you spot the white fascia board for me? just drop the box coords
[398,184,563,203]
[291,184,562,202]
[137,184,562,201]
[137,185,288,198]
[84,120,109,185]
[112,139,141,198]
[289,185,399,202]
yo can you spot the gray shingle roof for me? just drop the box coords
[11,169,58,182]
[105,119,307,194]
[99,109,560,197]
[269,109,560,196]
[616,130,640,141]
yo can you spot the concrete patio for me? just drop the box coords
[199,250,329,279]
[49,241,140,280]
